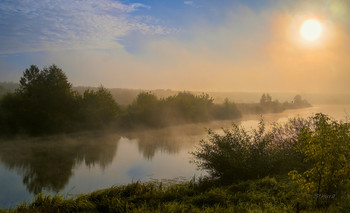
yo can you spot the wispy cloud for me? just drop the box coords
[2,0,350,93]
[184,1,200,8]
[184,1,194,6]
[0,0,170,54]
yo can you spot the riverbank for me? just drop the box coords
[2,176,349,212]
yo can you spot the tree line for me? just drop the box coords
[237,93,311,114]
[0,65,241,135]
[0,65,311,136]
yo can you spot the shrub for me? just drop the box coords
[191,120,277,183]
[288,113,350,208]
[191,115,331,184]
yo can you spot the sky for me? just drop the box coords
[0,0,350,93]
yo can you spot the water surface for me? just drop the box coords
[0,105,349,208]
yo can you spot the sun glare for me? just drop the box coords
[300,19,323,41]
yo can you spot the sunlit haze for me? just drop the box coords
[1,1,350,210]
[1,0,350,93]
[300,19,323,41]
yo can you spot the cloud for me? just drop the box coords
[2,0,350,93]
[184,1,194,6]
[184,1,200,8]
[0,0,170,54]
[105,4,350,93]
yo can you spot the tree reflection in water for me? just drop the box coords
[0,133,120,194]
[0,121,237,195]
[123,121,230,160]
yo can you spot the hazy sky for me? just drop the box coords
[1,0,350,93]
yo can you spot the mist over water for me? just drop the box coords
[2,0,350,211]
[0,105,349,208]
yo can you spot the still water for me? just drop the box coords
[0,105,349,208]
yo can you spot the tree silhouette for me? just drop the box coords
[260,93,267,104]
[1,65,80,134]
[80,86,119,129]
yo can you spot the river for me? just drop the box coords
[0,104,349,208]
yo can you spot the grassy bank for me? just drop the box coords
[1,176,349,213]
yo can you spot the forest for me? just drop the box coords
[0,65,310,136]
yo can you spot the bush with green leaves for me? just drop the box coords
[288,113,350,207]
[191,120,278,183]
[192,112,350,209]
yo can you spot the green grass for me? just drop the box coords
[2,176,349,212]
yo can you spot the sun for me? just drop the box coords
[300,19,323,41]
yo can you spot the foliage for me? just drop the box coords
[191,121,278,183]
[288,113,350,207]
[192,113,350,210]
[122,92,162,127]
[238,94,311,115]
[163,92,214,123]
[80,86,119,129]
[0,82,18,97]
[258,93,284,113]
[238,93,284,114]
[0,64,312,136]
[1,114,350,212]
[260,93,272,105]
[0,65,80,134]
[191,113,350,187]
[211,98,241,120]
[121,92,240,128]
[0,65,120,135]
[268,116,313,174]
[3,177,349,212]
[287,95,312,109]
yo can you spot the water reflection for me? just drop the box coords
[0,126,206,196]
[0,112,307,195]
[0,133,120,194]
[123,123,214,159]
[1,105,349,207]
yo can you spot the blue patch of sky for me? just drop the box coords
[124,0,272,26]
[1,53,38,67]
[0,52,51,81]
[118,0,273,54]
[0,0,275,71]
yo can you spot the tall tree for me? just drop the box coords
[266,93,272,103]
[2,65,79,134]
[260,93,267,104]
